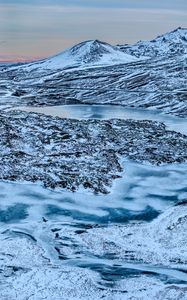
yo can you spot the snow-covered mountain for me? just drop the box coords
[66,40,138,64]
[1,28,187,117]
[1,28,187,300]
[118,27,187,58]
[12,40,138,72]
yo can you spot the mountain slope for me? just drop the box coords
[12,40,138,72]
[118,27,187,58]
[1,28,187,117]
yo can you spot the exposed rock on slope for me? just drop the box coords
[7,40,137,72]
[0,110,187,193]
[118,27,187,58]
[1,29,187,117]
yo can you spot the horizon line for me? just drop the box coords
[0,26,186,63]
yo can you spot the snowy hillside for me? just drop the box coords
[118,27,187,58]
[1,28,187,117]
[1,27,187,300]
[12,40,138,72]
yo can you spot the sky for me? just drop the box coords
[0,0,187,61]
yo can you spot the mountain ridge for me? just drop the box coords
[118,27,187,58]
[1,27,187,118]
[13,39,138,72]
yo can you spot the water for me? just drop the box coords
[0,160,187,225]
[1,160,187,285]
[14,104,187,135]
[1,104,187,287]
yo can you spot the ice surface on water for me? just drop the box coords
[1,105,187,296]
[0,160,187,225]
[1,160,187,294]
[16,104,187,135]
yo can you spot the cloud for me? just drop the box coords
[1,0,187,10]
[0,1,187,59]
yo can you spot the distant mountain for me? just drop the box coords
[66,40,137,64]
[2,28,187,117]
[118,27,187,58]
[14,40,138,72]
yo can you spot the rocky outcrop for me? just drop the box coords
[0,110,187,193]
[1,28,187,117]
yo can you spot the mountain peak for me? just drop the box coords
[14,39,138,72]
[118,28,187,58]
[171,27,187,32]
[68,39,125,64]
[153,27,187,42]
[59,39,137,66]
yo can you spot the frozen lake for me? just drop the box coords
[14,104,187,135]
[1,104,187,291]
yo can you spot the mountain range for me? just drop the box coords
[118,27,187,58]
[1,27,187,117]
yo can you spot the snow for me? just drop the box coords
[118,27,187,58]
[12,40,138,72]
[1,180,187,299]
[0,28,187,298]
[12,104,187,136]
[1,28,187,118]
